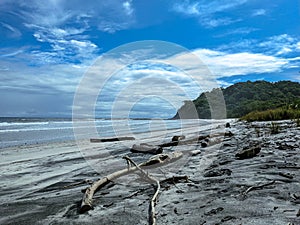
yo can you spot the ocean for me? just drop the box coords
[0,117,213,148]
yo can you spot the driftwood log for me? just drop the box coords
[158,135,209,148]
[80,152,183,213]
[161,134,225,148]
[131,132,231,155]
[90,136,135,142]
[243,180,276,195]
[123,156,160,225]
[131,143,163,154]
[179,135,210,145]
[159,141,180,148]
[235,145,261,159]
[171,135,185,142]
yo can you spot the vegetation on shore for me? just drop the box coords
[241,105,300,122]
[174,80,300,120]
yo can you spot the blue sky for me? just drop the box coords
[1,0,300,118]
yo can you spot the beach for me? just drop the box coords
[0,119,299,225]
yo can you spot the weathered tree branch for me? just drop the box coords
[123,156,160,225]
[149,179,160,225]
[80,152,183,213]
[243,180,276,195]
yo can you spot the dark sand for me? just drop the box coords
[1,120,299,225]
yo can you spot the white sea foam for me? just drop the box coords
[0,118,221,148]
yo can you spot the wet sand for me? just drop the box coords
[1,120,299,225]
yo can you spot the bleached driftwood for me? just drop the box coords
[80,152,183,213]
[123,156,160,225]
[243,180,276,195]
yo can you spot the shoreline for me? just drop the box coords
[1,119,299,224]
[0,118,219,149]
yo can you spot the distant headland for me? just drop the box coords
[173,80,300,120]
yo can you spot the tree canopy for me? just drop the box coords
[173,80,300,119]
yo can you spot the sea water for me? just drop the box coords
[0,118,211,148]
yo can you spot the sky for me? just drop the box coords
[1,0,300,118]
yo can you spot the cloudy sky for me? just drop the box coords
[1,0,300,118]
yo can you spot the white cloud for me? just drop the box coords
[97,20,131,34]
[258,34,300,56]
[214,27,259,37]
[3,0,137,64]
[5,44,293,117]
[289,56,300,62]
[203,17,237,28]
[260,34,295,46]
[0,60,83,116]
[2,38,299,117]
[0,61,84,94]
[158,46,296,79]
[76,60,203,118]
[0,49,24,58]
[252,9,267,16]
[217,34,300,58]
[70,40,96,48]
[172,0,248,28]
[20,1,74,27]
[21,0,135,33]
[174,1,200,16]
[72,42,218,118]
[0,22,22,37]
[123,0,134,16]
[173,0,248,16]
[276,47,292,55]
[23,23,99,64]
[194,49,288,77]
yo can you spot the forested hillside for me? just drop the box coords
[173,80,300,119]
